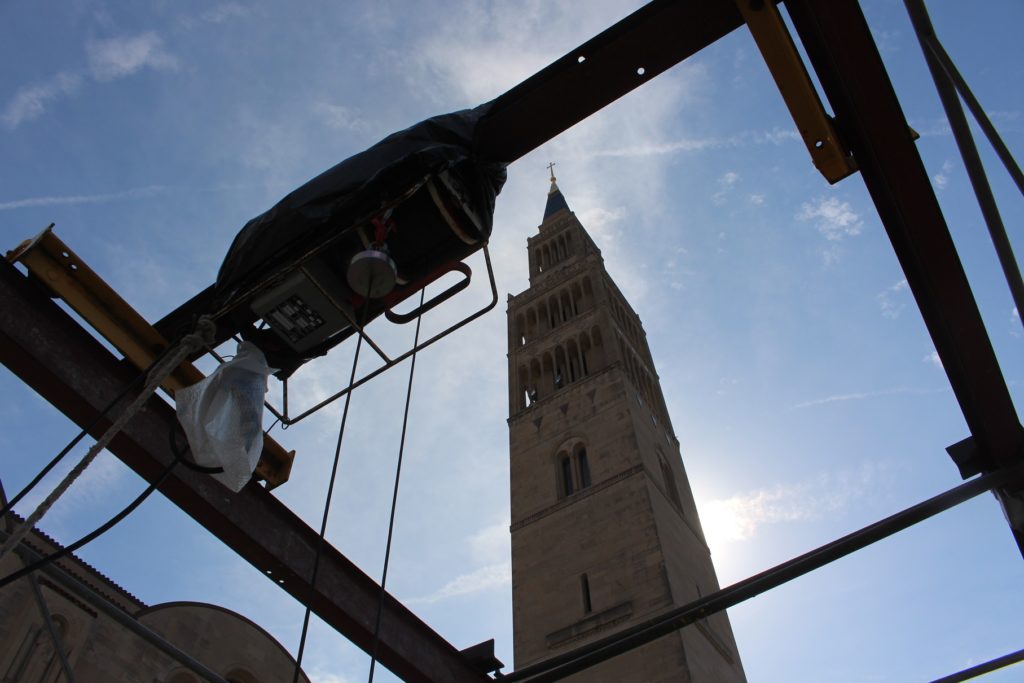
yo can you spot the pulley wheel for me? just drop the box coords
[347,249,397,299]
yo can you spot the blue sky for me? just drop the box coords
[2,1,1024,681]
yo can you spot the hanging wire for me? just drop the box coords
[0,318,216,566]
[0,425,223,590]
[367,288,426,683]
[292,308,369,683]
[0,337,181,519]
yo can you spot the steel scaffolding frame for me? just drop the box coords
[2,1,1021,681]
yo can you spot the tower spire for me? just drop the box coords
[543,162,570,220]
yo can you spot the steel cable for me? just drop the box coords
[367,289,426,683]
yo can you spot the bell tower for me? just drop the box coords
[506,172,745,681]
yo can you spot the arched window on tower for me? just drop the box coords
[559,453,574,497]
[576,445,592,488]
[557,443,593,498]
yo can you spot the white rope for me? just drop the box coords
[0,317,216,564]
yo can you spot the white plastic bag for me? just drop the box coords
[175,341,274,492]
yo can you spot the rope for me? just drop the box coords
[0,366,150,520]
[0,317,216,565]
[0,423,237,591]
[0,455,181,590]
[367,289,426,682]
[292,318,367,683]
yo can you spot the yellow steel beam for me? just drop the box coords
[7,226,294,489]
[736,0,857,184]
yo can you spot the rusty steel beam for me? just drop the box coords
[784,0,1024,548]
[0,260,488,683]
[475,0,747,163]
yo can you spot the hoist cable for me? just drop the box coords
[367,288,426,683]
[292,309,369,683]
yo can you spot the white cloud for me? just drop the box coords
[584,127,801,159]
[749,193,765,205]
[797,196,863,241]
[586,136,726,159]
[923,350,942,368]
[712,171,739,205]
[314,103,368,133]
[407,562,510,605]
[716,376,740,396]
[16,454,128,538]
[469,517,511,564]
[407,515,510,605]
[933,159,954,190]
[200,3,251,24]
[87,33,178,81]
[0,185,167,211]
[820,243,840,267]
[1011,307,1021,337]
[793,387,918,409]
[878,279,909,319]
[576,205,626,249]
[702,463,885,547]
[2,72,82,128]
[3,32,178,128]
[309,671,355,683]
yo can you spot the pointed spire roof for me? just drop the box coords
[543,162,570,220]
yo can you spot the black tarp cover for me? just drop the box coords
[215,104,506,306]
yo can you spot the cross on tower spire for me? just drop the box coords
[546,162,558,194]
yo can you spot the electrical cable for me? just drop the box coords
[367,289,426,683]
[0,426,226,591]
[168,425,224,475]
[0,339,181,520]
[0,457,179,591]
[0,318,216,566]
[292,303,369,683]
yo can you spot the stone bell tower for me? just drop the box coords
[506,170,746,681]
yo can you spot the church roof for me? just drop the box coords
[543,180,570,221]
[5,508,147,613]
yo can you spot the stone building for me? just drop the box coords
[0,495,309,683]
[506,175,746,681]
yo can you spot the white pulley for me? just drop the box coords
[347,249,397,299]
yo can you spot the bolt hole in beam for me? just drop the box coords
[636,66,646,76]
[577,55,586,63]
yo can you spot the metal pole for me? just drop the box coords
[26,568,78,683]
[904,0,1024,330]
[0,530,230,683]
[920,31,1024,200]
[0,482,76,682]
[504,464,1023,682]
[930,646,1024,683]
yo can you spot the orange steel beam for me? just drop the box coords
[6,226,294,489]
